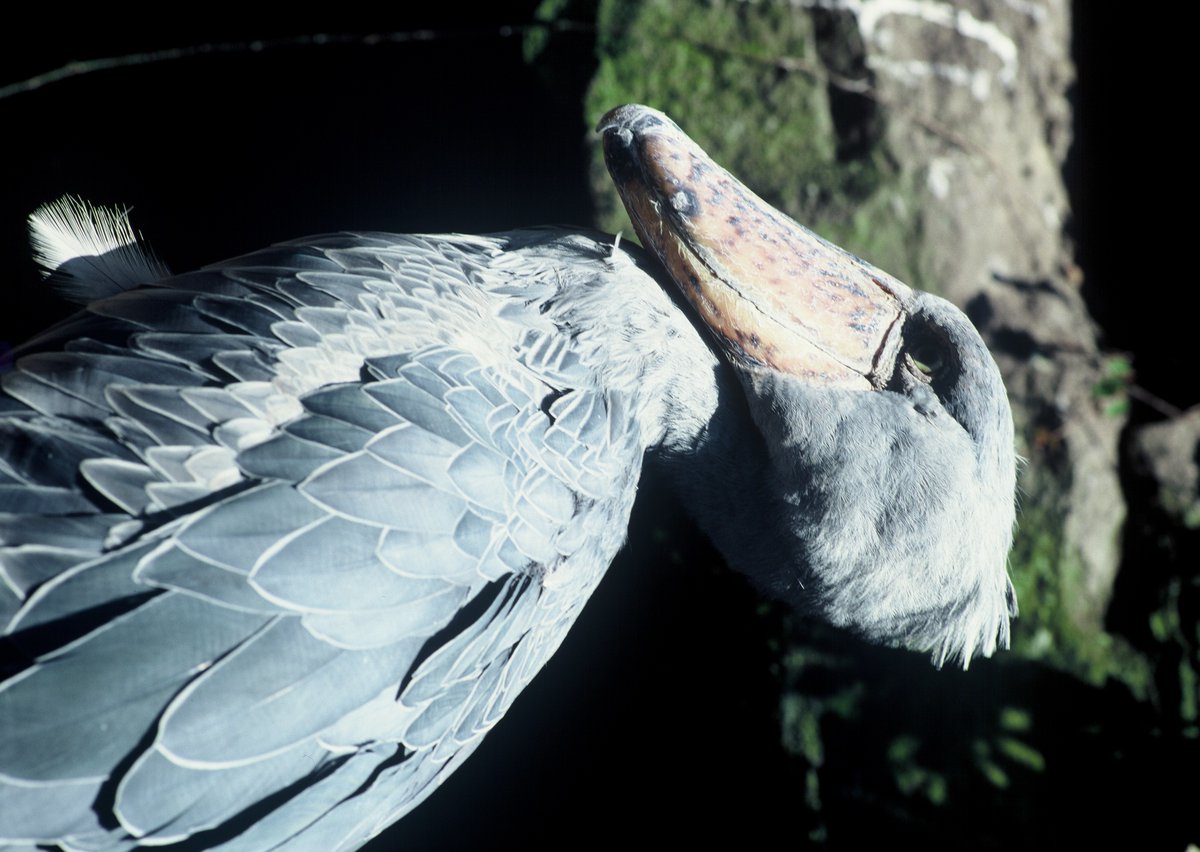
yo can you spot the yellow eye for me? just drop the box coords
[909,344,943,377]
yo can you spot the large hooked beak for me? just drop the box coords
[599,104,911,391]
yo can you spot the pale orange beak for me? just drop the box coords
[599,104,911,390]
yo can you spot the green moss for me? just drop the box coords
[781,694,827,767]
[1180,656,1197,725]
[996,736,1045,772]
[976,757,1010,789]
[1091,355,1133,419]
[1148,577,1200,727]
[583,0,923,286]
[1002,398,1149,691]
[885,735,949,805]
[804,766,823,817]
[521,0,569,63]
[1150,608,1171,643]
[999,705,1033,732]
[1008,500,1152,694]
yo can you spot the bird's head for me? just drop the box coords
[599,104,1017,667]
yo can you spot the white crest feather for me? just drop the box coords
[27,195,170,304]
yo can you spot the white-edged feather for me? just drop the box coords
[27,195,170,304]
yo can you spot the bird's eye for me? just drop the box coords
[909,342,944,377]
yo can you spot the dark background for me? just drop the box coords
[1,8,796,848]
[1,6,1180,850]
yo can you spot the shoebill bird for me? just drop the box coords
[0,104,1017,849]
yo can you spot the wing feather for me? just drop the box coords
[0,228,650,850]
[0,593,269,781]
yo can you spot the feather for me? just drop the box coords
[28,196,169,304]
[0,593,268,781]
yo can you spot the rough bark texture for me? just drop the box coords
[1133,409,1200,531]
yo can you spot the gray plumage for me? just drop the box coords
[0,106,1017,850]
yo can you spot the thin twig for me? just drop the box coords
[0,24,594,101]
[1127,384,1185,420]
